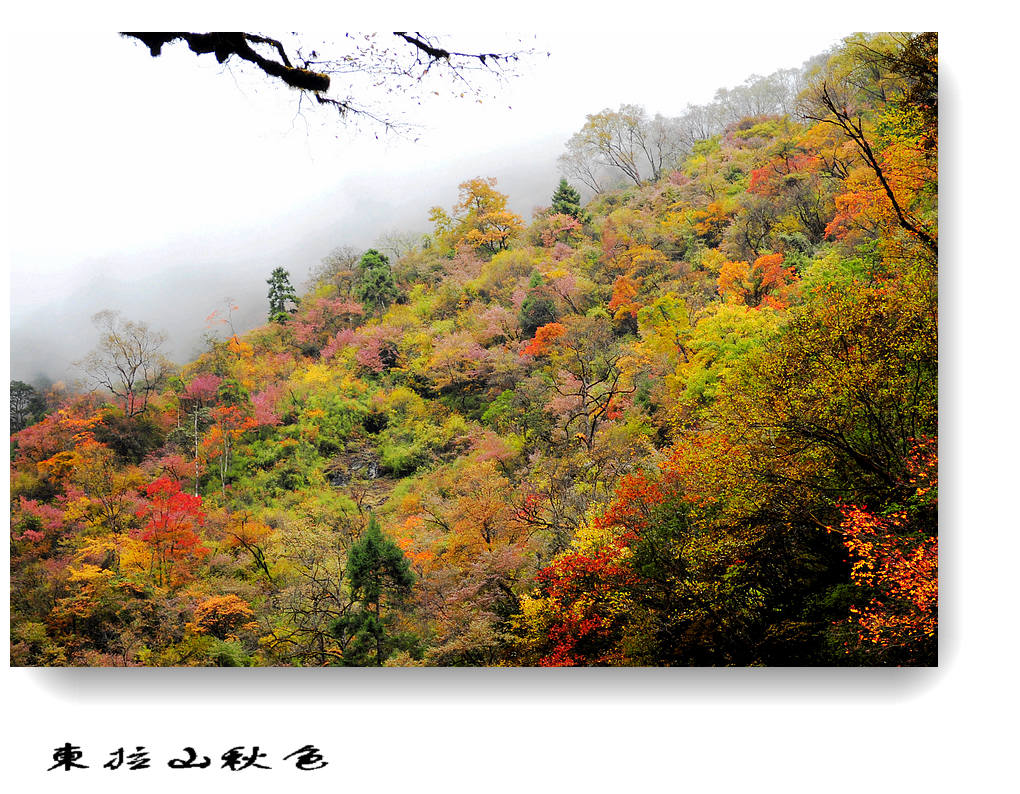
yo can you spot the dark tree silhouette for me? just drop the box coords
[120,32,531,130]
[10,380,46,433]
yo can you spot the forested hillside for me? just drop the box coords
[10,33,937,666]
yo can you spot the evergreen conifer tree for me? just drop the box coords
[332,514,416,665]
[550,178,586,221]
[266,267,299,323]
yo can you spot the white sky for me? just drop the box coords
[5,27,847,384]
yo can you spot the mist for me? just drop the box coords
[7,29,848,389]
[9,134,565,387]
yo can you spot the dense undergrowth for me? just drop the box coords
[10,33,937,666]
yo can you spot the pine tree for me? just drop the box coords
[551,178,586,221]
[266,267,299,323]
[332,514,417,666]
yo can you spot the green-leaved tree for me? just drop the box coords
[354,249,399,312]
[332,514,417,666]
[550,178,587,221]
[267,267,299,323]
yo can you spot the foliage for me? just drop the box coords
[10,380,47,432]
[267,267,300,323]
[431,178,525,258]
[332,514,417,666]
[836,437,937,664]
[132,477,208,588]
[355,249,400,312]
[550,178,587,221]
[191,594,258,639]
[11,32,937,667]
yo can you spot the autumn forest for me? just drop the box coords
[9,33,937,667]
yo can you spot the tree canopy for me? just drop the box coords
[12,33,937,668]
[267,267,300,323]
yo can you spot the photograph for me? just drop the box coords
[8,30,937,669]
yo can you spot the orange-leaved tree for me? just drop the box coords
[520,322,566,358]
[717,253,797,309]
[835,436,937,664]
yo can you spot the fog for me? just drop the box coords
[9,133,567,385]
[6,29,847,387]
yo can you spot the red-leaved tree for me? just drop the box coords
[133,477,208,588]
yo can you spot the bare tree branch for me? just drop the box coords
[121,33,331,91]
[120,32,533,133]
